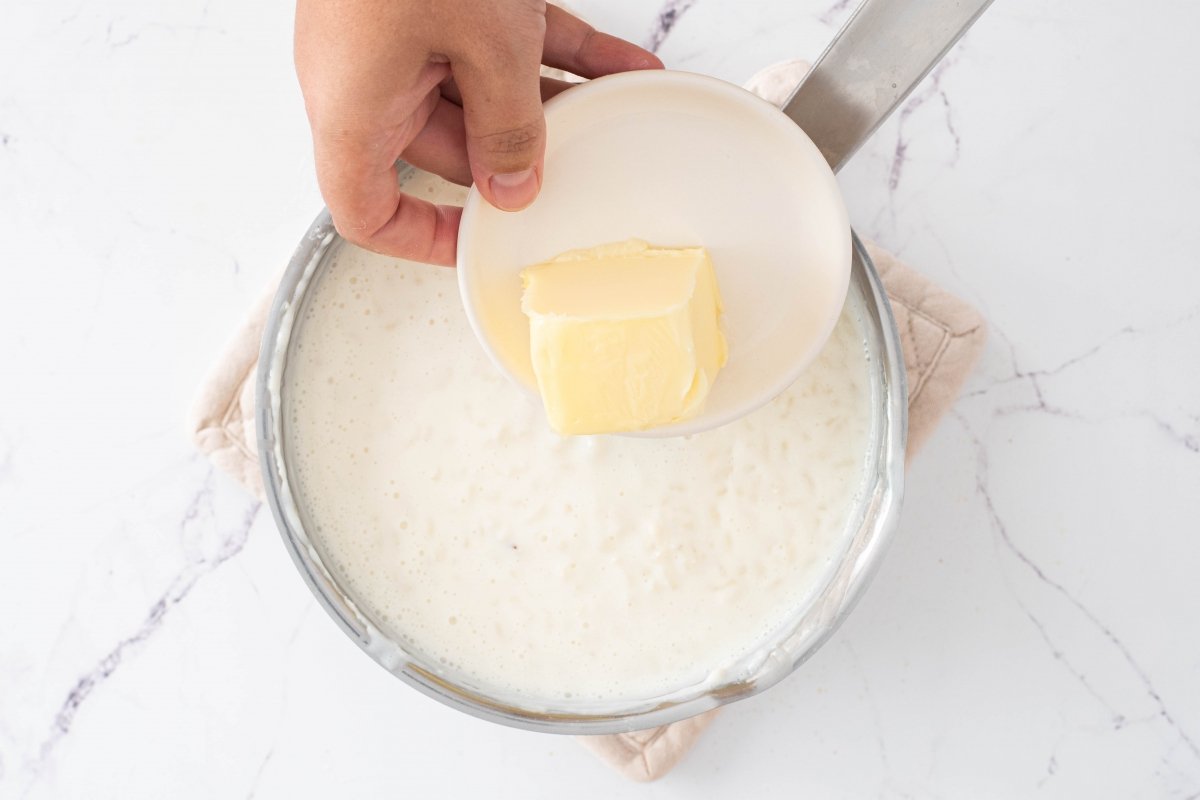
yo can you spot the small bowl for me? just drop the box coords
[457,70,851,437]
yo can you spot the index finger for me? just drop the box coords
[336,187,462,267]
[314,120,462,265]
[542,5,664,78]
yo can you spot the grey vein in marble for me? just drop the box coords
[93,16,227,51]
[0,432,14,483]
[965,414,1200,764]
[949,316,1200,768]
[968,307,1200,456]
[819,0,854,26]
[1036,752,1059,789]
[889,58,962,194]
[244,746,275,800]
[105,19,139,50]
[26,471,262,789]
[645,0,699,53]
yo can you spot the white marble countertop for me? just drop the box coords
[3,0,1198,797]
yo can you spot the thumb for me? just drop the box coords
[452,48,546,212]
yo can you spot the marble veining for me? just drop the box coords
[1,0,1198,797]
[21,468,262,794]
[820,0,855,26]
[645,0,699,52]
[944,305,1200,793]
[963,408,1198,753]
[888,58,963,194]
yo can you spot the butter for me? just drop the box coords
[520,239,727,435]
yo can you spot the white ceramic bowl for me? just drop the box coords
[457,70,851,437]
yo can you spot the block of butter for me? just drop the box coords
[519,239,727,435]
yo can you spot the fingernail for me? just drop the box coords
[489,168,538,211]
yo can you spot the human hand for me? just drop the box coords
[295,0,662,265]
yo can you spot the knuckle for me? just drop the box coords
[331,215,371,248]
[475,121,542,157]
[575,24,599,59]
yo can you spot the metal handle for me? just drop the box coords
[783,0,994,173]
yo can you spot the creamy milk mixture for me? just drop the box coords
[283,177,873,705]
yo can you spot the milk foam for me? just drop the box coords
[282,174,873,705]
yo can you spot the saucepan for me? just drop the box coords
[256,0,990,733]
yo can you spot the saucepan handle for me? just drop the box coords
[783,0,995,173]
